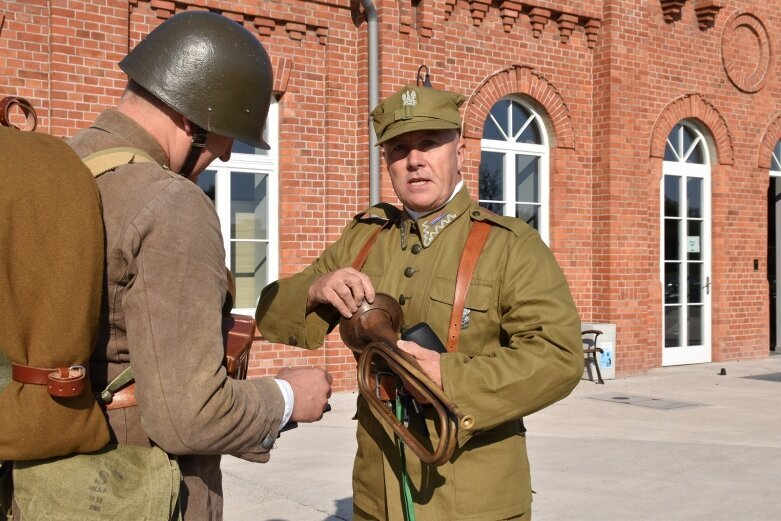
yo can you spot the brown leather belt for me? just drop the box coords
[11,363,86,398]
[369,372,399,402]
[104,383,137,410]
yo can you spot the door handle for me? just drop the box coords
[703,276,711,295]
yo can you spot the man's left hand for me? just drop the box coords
[396,340,442,389]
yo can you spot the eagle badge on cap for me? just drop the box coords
[402,89,417,107]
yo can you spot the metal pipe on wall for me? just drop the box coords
[361,0,380,205]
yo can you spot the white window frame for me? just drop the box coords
[208,98,279,315]
[660,120,712,366]
[479,96,550,243]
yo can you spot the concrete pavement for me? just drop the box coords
[222,353,781,521]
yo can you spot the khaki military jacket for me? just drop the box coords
[257,187,583,520]
[68,110,285,521]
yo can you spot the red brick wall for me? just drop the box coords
[2,0,777,390]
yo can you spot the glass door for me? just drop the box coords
[662,122,712,365]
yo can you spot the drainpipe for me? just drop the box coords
[361,0,380,205]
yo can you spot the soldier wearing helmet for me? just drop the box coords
[65,12,332,521]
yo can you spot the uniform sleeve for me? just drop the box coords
[439,230,584,446]
[121,179,286,457]
[255,221,363,348]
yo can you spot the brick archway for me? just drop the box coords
[462,65,575,149]
[758,114,781,169]
[649,93,734,165]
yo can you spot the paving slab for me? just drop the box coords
[223,354,781,521]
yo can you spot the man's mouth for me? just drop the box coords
[408,177,429,186]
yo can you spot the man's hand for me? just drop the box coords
[396,340,443,403]
[306,268,375,317]
[275,367,332,423]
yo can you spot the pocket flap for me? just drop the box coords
[430,277,492,312]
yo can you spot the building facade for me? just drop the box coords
[1,0,778,391]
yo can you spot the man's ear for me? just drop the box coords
[181,115,194,136]
[456,139,466,169]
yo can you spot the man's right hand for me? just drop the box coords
[306,268,375,318]
[275,367,332,423]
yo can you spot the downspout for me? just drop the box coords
[361,0,380,205]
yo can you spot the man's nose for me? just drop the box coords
[406,147,424,168]
[220,140,234,162]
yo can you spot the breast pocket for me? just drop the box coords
[429,277,495,356]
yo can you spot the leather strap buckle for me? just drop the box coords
[11,363,86,398]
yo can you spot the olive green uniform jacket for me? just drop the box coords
[257,187,583,520]
[68,110,285,521]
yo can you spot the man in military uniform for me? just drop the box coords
[65,12,332,521]
[256,82,583,520]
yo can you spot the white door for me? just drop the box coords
[661,122,712,365]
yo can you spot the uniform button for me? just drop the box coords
[411,244,421,254]
[404,267,416,278]
[472,210,480,217]
[261,435,275,450]
[288,336,298,346]
[399,294,408,305]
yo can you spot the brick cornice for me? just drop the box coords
[462,64,575,149]
[757,114,781,170]
[649,93,734,165]
[131,0,329,45]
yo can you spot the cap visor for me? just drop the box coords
[376,118,460,145]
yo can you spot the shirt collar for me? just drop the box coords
[401,183,472,249]
[90,109,171,169]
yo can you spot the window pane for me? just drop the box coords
[511,102,542,144]
[197,169,217,205]
[688,263,702,304]
[665,305,681,348]
[687,178,702,218]
[231,172,268,240]
[687,220,702,261]
[231,241,268,309]
[515,204,538,229]
[484,100,509,141]
[664,218,680,260]
[665,124,682,161]
[479,151,505,202]
[664,140,678,161]
[511,102,530,136]
[479,201,505,214]
[515,155,539,203]
[665,176,680,216]
[665,262,680,304]
[773,140,781,172]
[687,305,702,346]
[682,125,704,164]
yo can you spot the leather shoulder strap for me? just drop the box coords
[81,146,154,178]
[351,219,393,270]
[446,220,491,352]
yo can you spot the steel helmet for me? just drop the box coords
[119,11,272,149]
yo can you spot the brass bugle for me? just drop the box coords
[340,293,473,466]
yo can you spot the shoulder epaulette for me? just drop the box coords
[468,206,531,237]
[351,202,402,228]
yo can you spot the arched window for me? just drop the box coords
[198,98,279,314]
[479,97,550,242]
[661,121,711,365]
